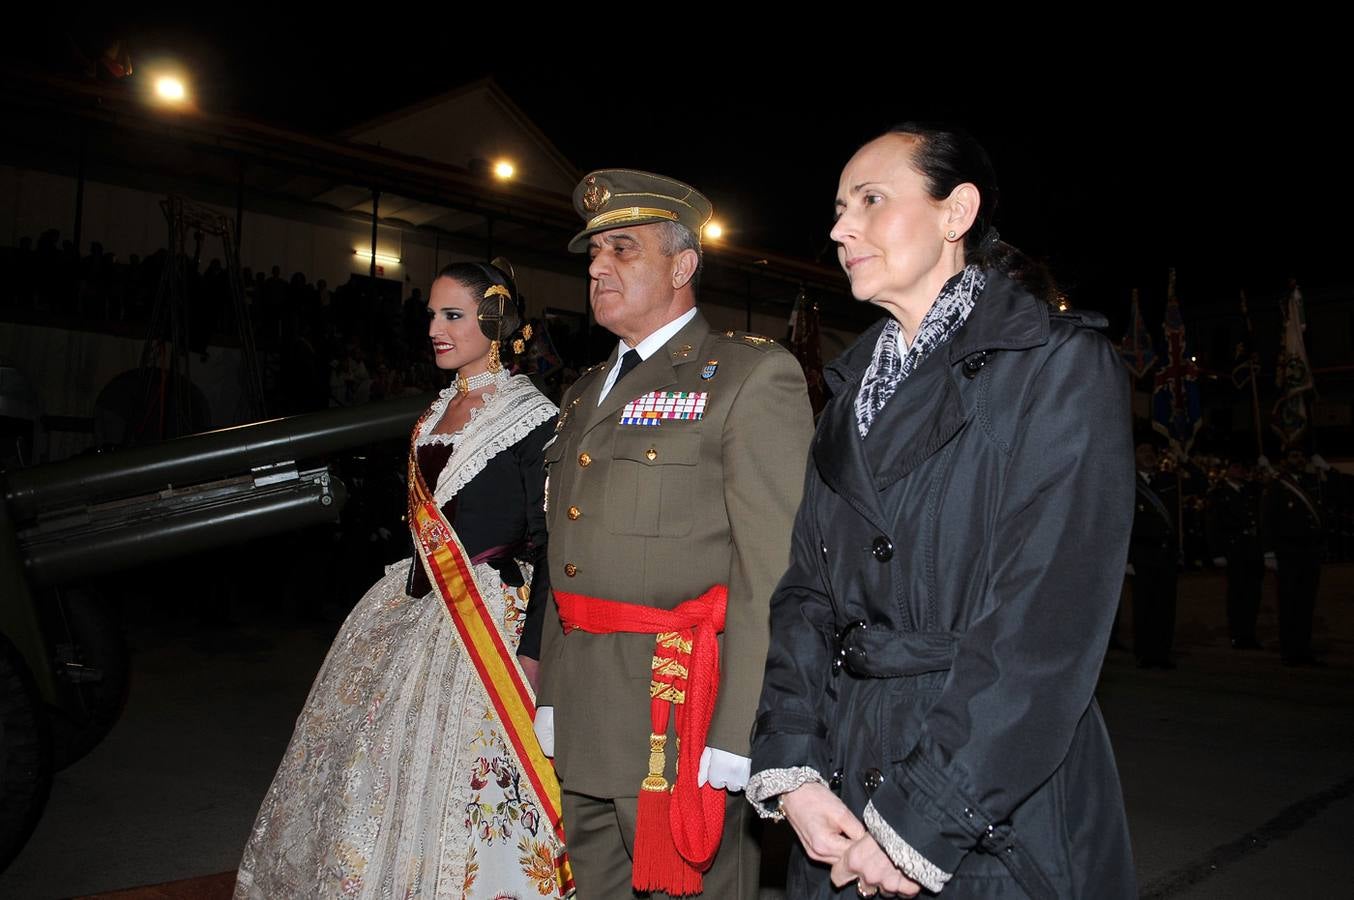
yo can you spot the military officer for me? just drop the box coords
[534,170,814,898]
[1206,460,1265,649]
[1264,450,1327,665]
[1130,442,1179,669]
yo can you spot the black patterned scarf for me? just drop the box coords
[855,265,985,437]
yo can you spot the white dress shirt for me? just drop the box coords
[596,307,699,405]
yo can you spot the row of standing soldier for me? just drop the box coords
[1129,445,1334,667]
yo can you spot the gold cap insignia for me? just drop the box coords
[581,176,611,213]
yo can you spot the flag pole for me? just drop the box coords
[1249,364,1264,458]
[1174,446,1185,565]
[1241,291,1264,458]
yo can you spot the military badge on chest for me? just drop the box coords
[619,390,708,426]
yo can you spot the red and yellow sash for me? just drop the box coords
[407,414,574,897]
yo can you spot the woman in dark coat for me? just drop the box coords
[746,125,1136,898]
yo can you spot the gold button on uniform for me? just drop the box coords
[564,563,578,577]
[646,447,658,461]
[567,506,581,520]
[579,452,592,467]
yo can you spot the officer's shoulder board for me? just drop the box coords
[568,360,608,391]
[715,329,781,352]
[555,361,607,431]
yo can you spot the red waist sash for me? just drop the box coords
[555,585,728,896]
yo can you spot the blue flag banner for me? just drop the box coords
[1152,271,1202,454]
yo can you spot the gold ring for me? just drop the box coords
[856,883,877,898]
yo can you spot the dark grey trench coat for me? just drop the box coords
[751,272,1136,898]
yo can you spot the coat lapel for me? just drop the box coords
[815,337,890,532]
[569,353,613,432]
[863,352,969,489]
[945,273,1050,364]
[578,313,710,439]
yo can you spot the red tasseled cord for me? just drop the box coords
[632,785,703,895]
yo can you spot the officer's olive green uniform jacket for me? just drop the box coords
[538,311,814,799]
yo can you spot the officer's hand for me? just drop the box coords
[698,747,750,791]
[780,781,865,866]
[533,706,555,757]
[1264,553,1278,572]
[1213,556,1228,568]
[829,833,921,898]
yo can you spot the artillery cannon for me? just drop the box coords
[0,393,429,869]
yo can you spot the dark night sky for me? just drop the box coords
[21,24,1350,318]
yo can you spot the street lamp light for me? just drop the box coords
[154,76,187,104]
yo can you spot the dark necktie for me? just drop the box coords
[615,348,642,384]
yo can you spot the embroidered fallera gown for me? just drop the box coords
[235,373,562,899]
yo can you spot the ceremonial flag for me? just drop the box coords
[1231,291,1261,388]
[1152,270,1203,454]
[1271,283,1315,449]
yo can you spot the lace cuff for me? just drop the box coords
[863,802,952,893]
[744,766,825,820]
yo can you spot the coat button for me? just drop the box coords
[871,536,894,562]
[829,769,843,792]
[862,767,884,794]
[564,563,578,577]
[844,642,869,672]
[646,447,658,461]
[567,506,581,520]
[962,352,989,378]
[578,452,592,467]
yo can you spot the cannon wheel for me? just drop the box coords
[0,632,52,872]
[45,587,129,771]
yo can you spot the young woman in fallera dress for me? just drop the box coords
[235,260,571,899]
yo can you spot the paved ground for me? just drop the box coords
[3,564,1350,899]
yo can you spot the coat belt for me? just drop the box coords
[835,622,959,678]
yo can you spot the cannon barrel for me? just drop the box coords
[21,470,347,586]
[3,393,430,521]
